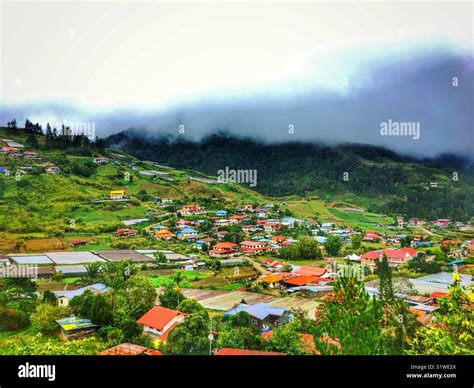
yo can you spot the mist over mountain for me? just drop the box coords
[2,49,473,158]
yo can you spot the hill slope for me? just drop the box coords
[105,130,474,221]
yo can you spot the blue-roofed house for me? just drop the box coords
[53,283,110,307]
[281,217,297,228]
[224,303,291,332]
[315,236,327,244]
[177,228,198,240]
[215,210,228,217]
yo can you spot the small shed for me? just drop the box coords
[56,316,98,340]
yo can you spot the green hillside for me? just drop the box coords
[105,130,474,222]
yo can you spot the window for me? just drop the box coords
[251,319,257,326]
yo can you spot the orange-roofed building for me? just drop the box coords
[284,275,318,287]
[259,273,284,288]
[137,306,186,340]
[216,348,285,356]
[292,265,327,277]
[154,229,176,240]
[209,242,239,256]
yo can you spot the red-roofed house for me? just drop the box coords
[361,250,381,266]
[137,306,186,340]
[209,242,239,256]
[240,240,270,254]
[361,248,417,266]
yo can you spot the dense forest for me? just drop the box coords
[105,130,474,221]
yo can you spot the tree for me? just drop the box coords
[407,273,474,355]
[324,235,343,257]
[90,294,113,325]
[163,313,210,355]
[400,235,412,248]
[351,234,362,250]
[177,298,207,315]
[42,290,57,305]
[120,275,157,319]
[376,254,419,353]
[407,253,441,274]
[81,262,101,285]
[263,322,309,355]
[153,251,167,265]
[30,303,67,333]
[313,275,391,355]
[159,284,185,310]
[279,238,322,261]
[25,133,39,148]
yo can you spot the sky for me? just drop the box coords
[0,1,472,156]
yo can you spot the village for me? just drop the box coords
[0,129,473,356]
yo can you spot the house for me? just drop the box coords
[432,219,450,227]
[114,228,137,237]
[284,275,318,287]
[229,215,248,224]
[56,316,98,340]
[242,225,258,233]
[100,343,162,356]
[381,248,417,265]
[259,273,284,288]
[177,228,198,240]
[346,253,361,262]
[321,223,335,230]
[215,210,228,217]
[224,303,291,332]
[263,222,282,232]
[216,230,229,240]
[269,235,287,245]
[281,217,297,228]
[409,272,472,294]
[154,229,176,240]
[137,306,186,340]
[55,265,88,278]
[240,240,270,254]
[214,218,231,227]
[45,166,60,174]
[361,250,381,266]
[292,265,327,277]
[363,230,383,242]
[216,348,285,356]
[175,220,191,229]
[178,204,202,216]
[361,248,417,266]
[110,190,126,199]
[54,283,110,307]
[209,242,239,255]
[263,259,286,272]
[93,156,109,164]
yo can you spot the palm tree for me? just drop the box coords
[80,262,101,286]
